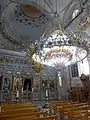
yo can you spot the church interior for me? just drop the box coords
[1,0,90,120]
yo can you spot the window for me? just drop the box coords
[71,63,79,77]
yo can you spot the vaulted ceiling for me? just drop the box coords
[0,0,89,52]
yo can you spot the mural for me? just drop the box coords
[33,74,40,100]
[33,74,40,92]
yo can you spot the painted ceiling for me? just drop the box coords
[0,0,89,51]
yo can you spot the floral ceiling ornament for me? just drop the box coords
[1,1,51,47]
[78,12,90,33]
[14,4,49,28]
[30,25,89,69]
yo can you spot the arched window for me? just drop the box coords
[71,63,79,77]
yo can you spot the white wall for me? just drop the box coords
[57,66,70,100]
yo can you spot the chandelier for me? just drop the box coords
[30,25,88,68]
[27,0,89,69]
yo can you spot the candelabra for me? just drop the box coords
[42,79,52,114]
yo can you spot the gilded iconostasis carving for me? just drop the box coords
[40,69,58,100]
[33,74,41,100]
[3,77,11,91]
[13,77,22,91]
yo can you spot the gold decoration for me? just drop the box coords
[78,16,90,30]
[32,63,42,73]
[21,5,42,18]
[28,42,42,73]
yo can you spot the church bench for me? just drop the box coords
[81,110,90,120]
[51,101,79,106]
[70,112,88,120]
[51,101,80,113]
[10,115,58,120]
[1,103,34,107]
[53,102,87,113]
[65,105,88,119]
[70,106,90,120]
[0,111,47,120]
[52,102,84,109]
[67,105,90,120]
[1,104,35,111]
[55,103,88,113]
[68,109,88,120]
[53,103,88,120]
[1,107,39,115]
[60,102,87,108]
[26,115,58,120]
[51,101,79,107]
[70,110,90,120]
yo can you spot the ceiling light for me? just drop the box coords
[29,26,88,69]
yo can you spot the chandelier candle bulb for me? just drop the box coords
[46,90,48,97]
[22,87,23,93]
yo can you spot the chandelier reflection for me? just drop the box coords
[29,26,88,68]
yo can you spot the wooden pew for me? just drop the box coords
[67,105,90,120]
[29,115,58,120]
[53,102,87,113]
[1,107,39,115]
[0,103,57,120]
[79,110,90,120]
[1,111,47,120]
[1,104,35,111]
[11,115,58,120]
[52,102,88,120]
[52,101,80,114]
[0,104,46,120]
[0,103,40,120]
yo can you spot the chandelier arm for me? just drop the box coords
[64,0,88,29]
[56,0,57,13]
[64,9,83,29]
[41,28,50,38]
[57,0,74,15]
[78,0,84,10]
[43,0,55,14]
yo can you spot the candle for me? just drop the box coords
[46,90,48,97]
[32,88,34,92]
[16,91,19,97]
[22,87,23,93]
